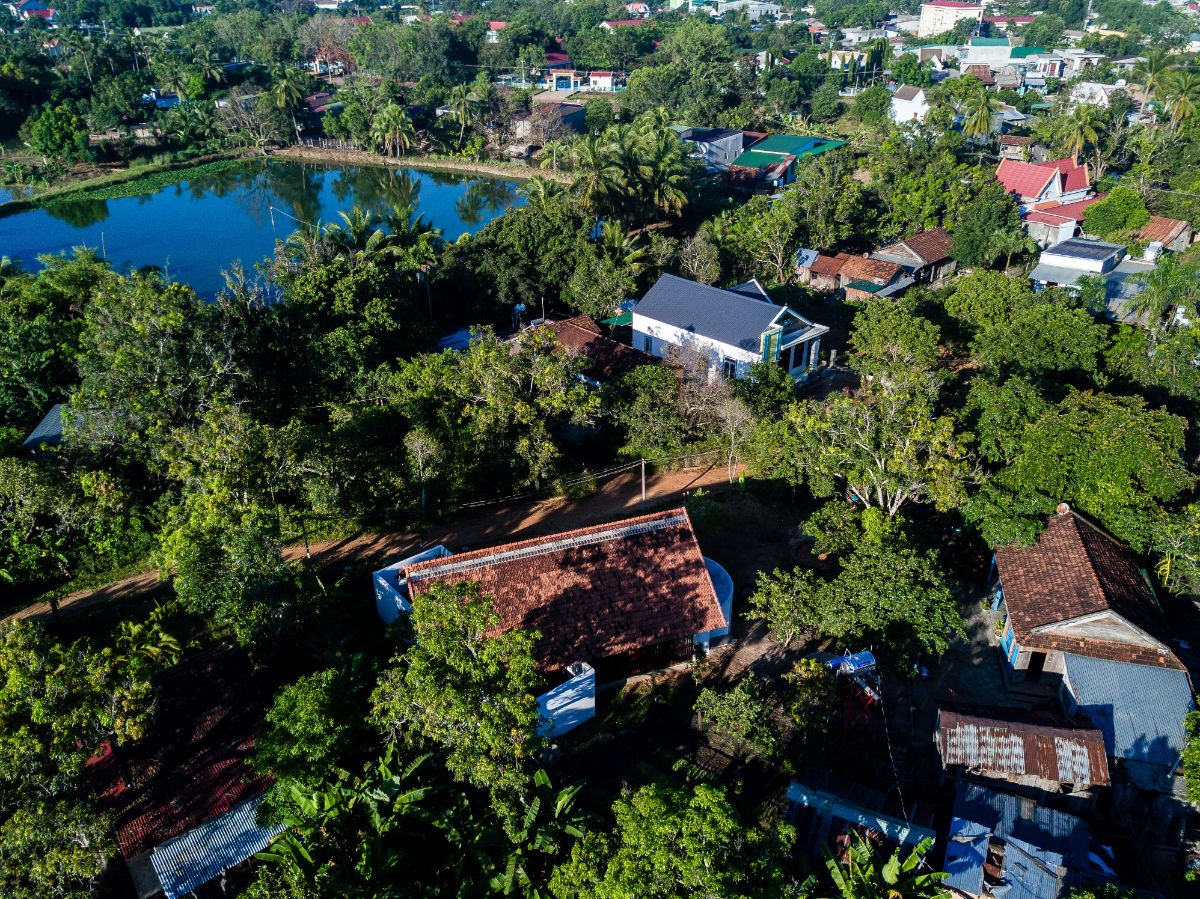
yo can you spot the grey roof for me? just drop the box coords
[21,403,71,448]
[679,126,742,142]
[1062,653,1194,768]
[1029,263,1085,287]
[1104,262,1152,326]
[633,273,794,353]
[893,84,925,101]
[149,797,284,899]
[1043,237,1125,262]
[946,783,1089,899]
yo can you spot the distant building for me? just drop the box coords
[995,158,1092,208]
[889,84,931,123]
[872,227,956,283]
[674,126,746,169]
[485,20,506,42]
[917,0,982,37]
[727,133,847,189]
[631,273,828,381]
[599,17,648,29]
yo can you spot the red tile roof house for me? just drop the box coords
[537,315,656,384]
[989,504,1195,791]
[88,646,283,899]
[372,509,734,737]
[871,227,956,284]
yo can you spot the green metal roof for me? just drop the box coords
[602,311,633,326]
[732,134,847,168]
[1010,46,1045,58]
[845,280,886,293]
[969,37,1010,46]
[731,149,790,169]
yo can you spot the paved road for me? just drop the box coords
[8,464,732,623]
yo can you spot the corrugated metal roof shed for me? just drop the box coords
[1062,654,1193,768]
[149,797,283,899]
[786,781,936,853]
[936,709,1110,786]
[947,783,1089,899]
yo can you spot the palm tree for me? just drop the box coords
[1062,102,1102,160]
[192,49,223,87]
[370,101,417,158]
[568,134,621,217]
[323,205,387,260]
[1133,49,1173,103]
[643,131,689,220]
[991,228,1035,272]
[447,84,473,147]
[825,834,949,899]
[519,175,564,211]
[960,83,1002,141]
[1164,70,1200,127]
[270,64,308,140]
[598,220,647,275]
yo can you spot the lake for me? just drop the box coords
[0,161,525,297]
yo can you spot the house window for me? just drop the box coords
[642,335,652,353]
[722,359,737,380]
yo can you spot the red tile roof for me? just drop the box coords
[544,315,655,381]
[488,20,507,30]
[403,509,725,673]
[88,646,270,860]
[937,708,1110,786]
[999,134,1034,146]
[996,159,1058,201]
[602,18,647,26]
[901,227,953,265]
[924,0,981,7]
[1135,215,1190,246]
[1043,194,1104,221]
[995,509,1184,670]
[1033,158,1090,193]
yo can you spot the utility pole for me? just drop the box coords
[640,458,646,509]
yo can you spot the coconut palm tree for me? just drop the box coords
[643,131,689,220]
[1133,49,1174,103]
[519,175,564,211]
[1164,70,1200,127]
[960,83,1003,140]
[568,133,621,216]
[370,101,417,158]
[598,220,647,275]
[269,63,308,140]
[447,83,473,147]
[192,49,223,87]
[1061,102,1102,160]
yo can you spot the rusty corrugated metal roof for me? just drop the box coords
[936,709,1110,787]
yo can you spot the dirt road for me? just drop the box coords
[8,464,731,624]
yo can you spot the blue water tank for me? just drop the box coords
[840,651,876,675]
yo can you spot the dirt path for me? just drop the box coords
[7,464,732,624]
[274,145,572,184]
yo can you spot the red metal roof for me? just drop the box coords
[602,18,647,26]
[924,1,981,7]
[809,253,849,276]
[937,708,1110,786]
[488,20,507,29]
[403,509,726,673]
[1135,215,1190,245]
[1033,158,1090,193]
[840,255,902,285]
[995,159,1062,201]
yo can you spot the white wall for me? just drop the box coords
[890,94,929,123]
[537,662,597,738]
[631,313,760,379]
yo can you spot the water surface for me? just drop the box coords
[0,161,523,297]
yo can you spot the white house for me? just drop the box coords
[917,0,981,37]
[674,126,745,169]
[1069,80,1126,107]
[889,84,930,123]
[715,0,782,20]
[631,274,828,381]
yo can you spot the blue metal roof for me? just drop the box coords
[632,274,794,353]
[1062,654,1193,768]
[149,797,283,899]
[21,403,69,448]
[948,783,1089,899]
[943,818,989,895]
